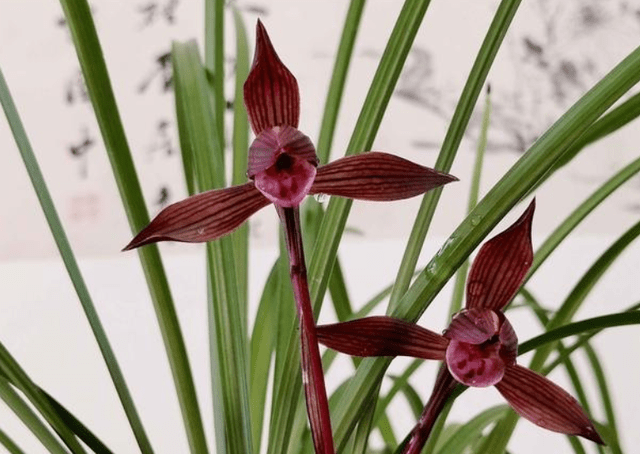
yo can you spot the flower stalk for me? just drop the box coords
[280,206,335,454]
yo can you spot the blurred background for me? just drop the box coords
[1,0,639,453]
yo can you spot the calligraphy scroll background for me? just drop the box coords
[0,1,639,453]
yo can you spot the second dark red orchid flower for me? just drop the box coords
[125,20,456,454]
[317,201,604,453]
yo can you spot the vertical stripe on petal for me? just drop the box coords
[244,20,300,135]
[466,200,535,311]
[496,364,604,444]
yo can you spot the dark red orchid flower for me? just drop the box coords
[125,20,457,454]
[317,200,604,453]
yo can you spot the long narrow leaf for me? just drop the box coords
[0,65,153,454]
[172,40,252,453]
[0,426,26,454]
[530,218,640,368]
[231,6,251,325]
[527,154,640,282]
[553,91,640,170]
[57,2,208,451]
[205,0,226,153]
[0,376,68,454]
[543,302,640,374]
[250,260,279,451]
[519,311,640,355]
[389,0,521,312]
[0,343,84,453]
[584,345,622,454]
[316,0,367,163]
[435,406,508,454]
[449,85,492,314]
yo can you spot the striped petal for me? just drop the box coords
[244,20,300,135]
[496,365,604,444]
[310,152,457,201]
[466,200,535,311]
[443,309,500,344]
[247,125,318,178]
[317,316,448,360]
[124,183,270,249]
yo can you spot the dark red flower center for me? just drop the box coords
[444,309,517,387]
[247,125,318,207]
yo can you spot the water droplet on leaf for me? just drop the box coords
[314,193,328,203]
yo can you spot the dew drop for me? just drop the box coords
[314,193,328,203]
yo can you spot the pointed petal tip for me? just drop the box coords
[581,424,605,445]
[122,233,155,252]
[310,152,459,202]
[244,17,300,134]
[465,199,536,312]
[497,365,605,445]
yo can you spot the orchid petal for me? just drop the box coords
[443,309,500,344]
[498,315,518,365]
[445,339,505,387]
[309,152,457,202]
[496,364,604,444]
[244,20,300,135]
[247,125,318,178]
[317,316,447,360]
[124,183,270,249]
[466,200,535,311]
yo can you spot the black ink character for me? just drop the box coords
[68,129,95,179]
[138,51,173,94]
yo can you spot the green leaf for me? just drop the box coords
[584,345,622,453]
[527,154,640,281]
[0,65,153,454]
[266,238,298,454]
[530,218,640,369]
[0,343,84,453]
[388,0,520,313]
[309,0,434,316]
[519,311,640,356]
[0,376,67,454]
[0,367,114,453]
[172,40,252,453]
[57,2,208,451]
[517,289,605,454]
[434,406,508,454]
[542,302,640,373]
[316,0,367,164]
[449,86,492,315]
[205,0,226,152]
[231,5,252,324]
[0,426,26,454]
[250,261,280,451]
[552,91,640,171]
[43,392,114,454]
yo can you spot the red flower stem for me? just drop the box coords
[280,206,335,454]
[404,366,458,454]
